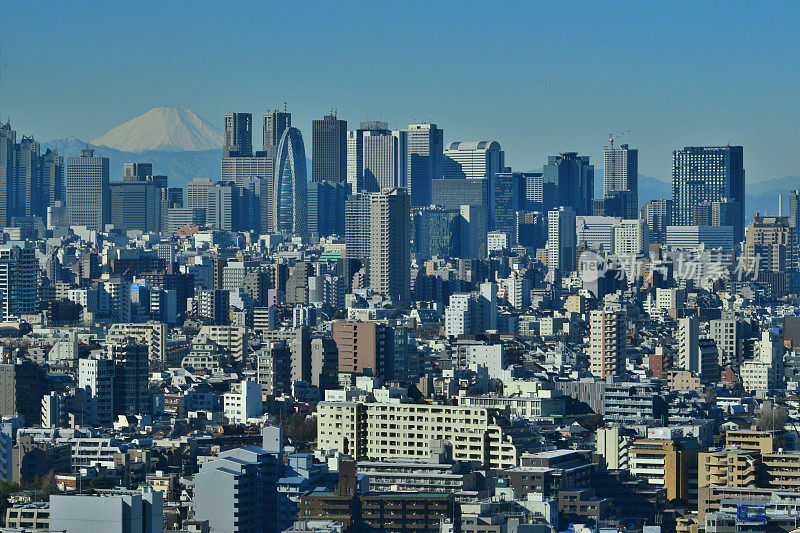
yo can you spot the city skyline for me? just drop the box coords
[1,2,799,183]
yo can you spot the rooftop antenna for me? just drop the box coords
[284,101,287,113]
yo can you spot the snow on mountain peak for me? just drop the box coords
[90,107,222,152]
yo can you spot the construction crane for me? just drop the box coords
[608,129,631,150]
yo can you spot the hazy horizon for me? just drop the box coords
[2,1,798,183]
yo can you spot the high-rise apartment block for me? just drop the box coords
[0,241,38,319]
[744,215,798,273]
[589,310,626,379]
[369,188,411,304]
[547,207,577,282]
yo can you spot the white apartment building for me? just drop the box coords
[222,380,263,424]
[317,401,526,469]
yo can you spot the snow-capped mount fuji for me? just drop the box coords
[91,107,222,152]
[43,107,224,186]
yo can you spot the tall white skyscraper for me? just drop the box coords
[589,310,626,380]
[547,207,577,282]
[66,148,110,231]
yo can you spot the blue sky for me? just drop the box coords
[1,1,798,182]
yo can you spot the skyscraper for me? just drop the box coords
[0,241,38,319]
[17,136,40,219]
[123,163,153,181]
[223,113,253,157]
[345,193,373,261]
[672,145,745,242]
[547,206,577,282]
[41,148,64,209]
[443,140,504,222]
[0,123,63,225]
[272,127,307,235]
[187,177,214,213]
[261,109,291,157]
[641,198,672,245]
[414,206,459,262]
[744,215,798,273]
[363,131,404,191]
[370,188,411,304]
[542,152,594,216]
[222,111,280,232]
[207,181,239,231]
[312,113,347,183]
[431,178,488,210]
[458,204,488,260]
[346,121,398,192]
[602,144,638,219]
[404,123,443,207]
[66,148,110,231]
[109,181,162,233]
[0,123,16,225]
[493,171,524,239]
[788,190,800,231]
[308,181,348,237]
